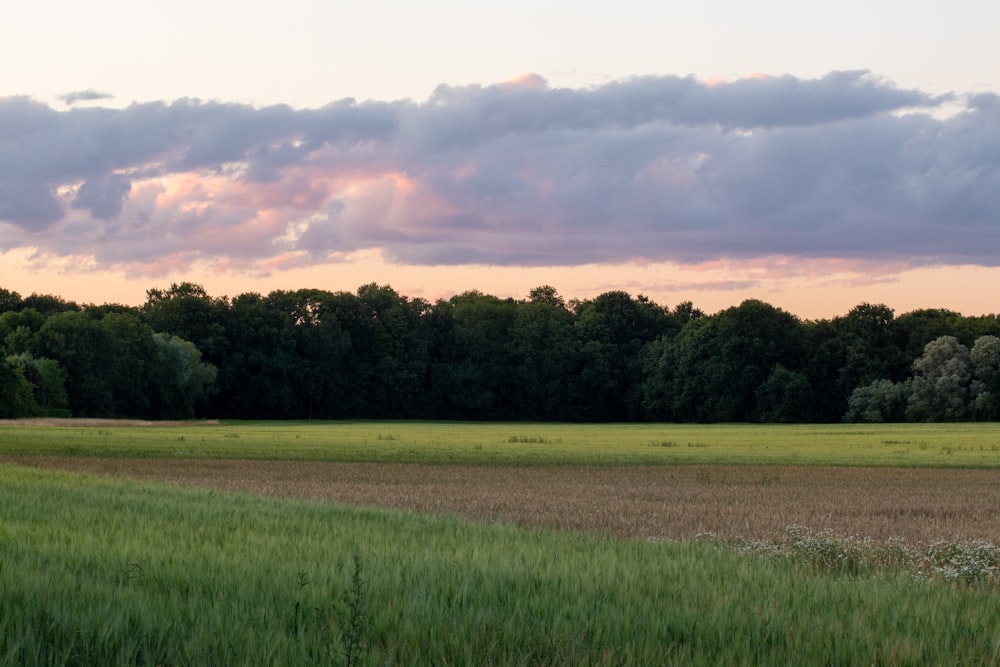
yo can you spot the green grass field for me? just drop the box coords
[3,420,1000,665]
[2,420,1000,466]
[2,465,999,666]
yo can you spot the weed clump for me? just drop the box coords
[731,525,1000,586]
[506,435,561,444]
[294,553,369,667]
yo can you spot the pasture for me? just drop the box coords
[2,420,1000,665]
[2,419,1000,466]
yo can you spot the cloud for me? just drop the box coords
[60,89,114,106]
[72,174,132,219]
[0,71,997,276]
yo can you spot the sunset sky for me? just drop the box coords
[2,1,999,319]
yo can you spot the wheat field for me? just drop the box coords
[6,455,1000,545]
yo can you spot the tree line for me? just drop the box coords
[1,283,998,422]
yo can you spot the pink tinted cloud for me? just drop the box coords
[3,70,996,287]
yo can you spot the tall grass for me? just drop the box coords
[3,465,1000,665]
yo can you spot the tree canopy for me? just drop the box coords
[1,283,997,422]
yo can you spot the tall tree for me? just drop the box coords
[427,291,517,419]
[0,359,37,418]
[970,335,1000,419]
[149,333,218,419]
[661,300,806,422]
[20,293,80,316]
[33,311,116,417]
[101,312,158,418]
[906,336,972,421]
[355,283,431,418]
[508,294,578,419]
[217,291,299,418]
[143,283,230,363]
[572,291,674,420]
[6,353,70,416]
[754,364,815,423]
[143,283,229,414]
[894,309,965,361]
[0,288,22,313]
[528,285,566,309]
[0,308,46,356]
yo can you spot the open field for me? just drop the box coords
[5,420,1000,544]
[2,419,1000,466]
[4,420,1000,664]
[7,456,1000,545]
[2,465,1000,665]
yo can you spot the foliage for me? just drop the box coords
[970,335,1000,419]
[0,359,37,418]
[754,365,814,423]
[0,287,22,313]
[645,300,806,422]
[844,379,910,423]
[3,280,1000,422]
[5,353,69,415]
[149,333,218,419]
[906,336,972,421]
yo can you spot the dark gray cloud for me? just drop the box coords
[1,71,997,273]
[60,90,114,106]
[72,174,132,219]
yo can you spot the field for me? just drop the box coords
[3,420,1000,664]
[2,419,1000,466]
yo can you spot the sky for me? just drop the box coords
[2,0,999,319]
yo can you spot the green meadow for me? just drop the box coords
[2,464,1000,666]
[2,420,1000,466]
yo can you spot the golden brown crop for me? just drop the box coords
[6,456,999,545]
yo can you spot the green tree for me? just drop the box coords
[31,310,186,418]
[0,359,37,417]
[101,312,158,418]
[0,288,22,313]
[217,289,355,420]
[20,293,80,316]
[34,311,116,416]
[427,291,517,419]
[143,283,230,362]
[906,336,972,421]
[305,295,355,418]
[508,296,578,419]
[217,292,299,418]
[355,283,431,418]
[6,353,69,416]
[844,379,910,423]
[143,283,229,414]
[893,309,964,361]
[572,291,674,420]
[840,303,907,384]
[660,300,807,422]
[527,285,566,309]
[149,333,218,419]
[0,309,46,355]
[970,335,1000,419]
[754,365,814,423]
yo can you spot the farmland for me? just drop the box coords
[3,420,1000,664]
[2,419,1000,466]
